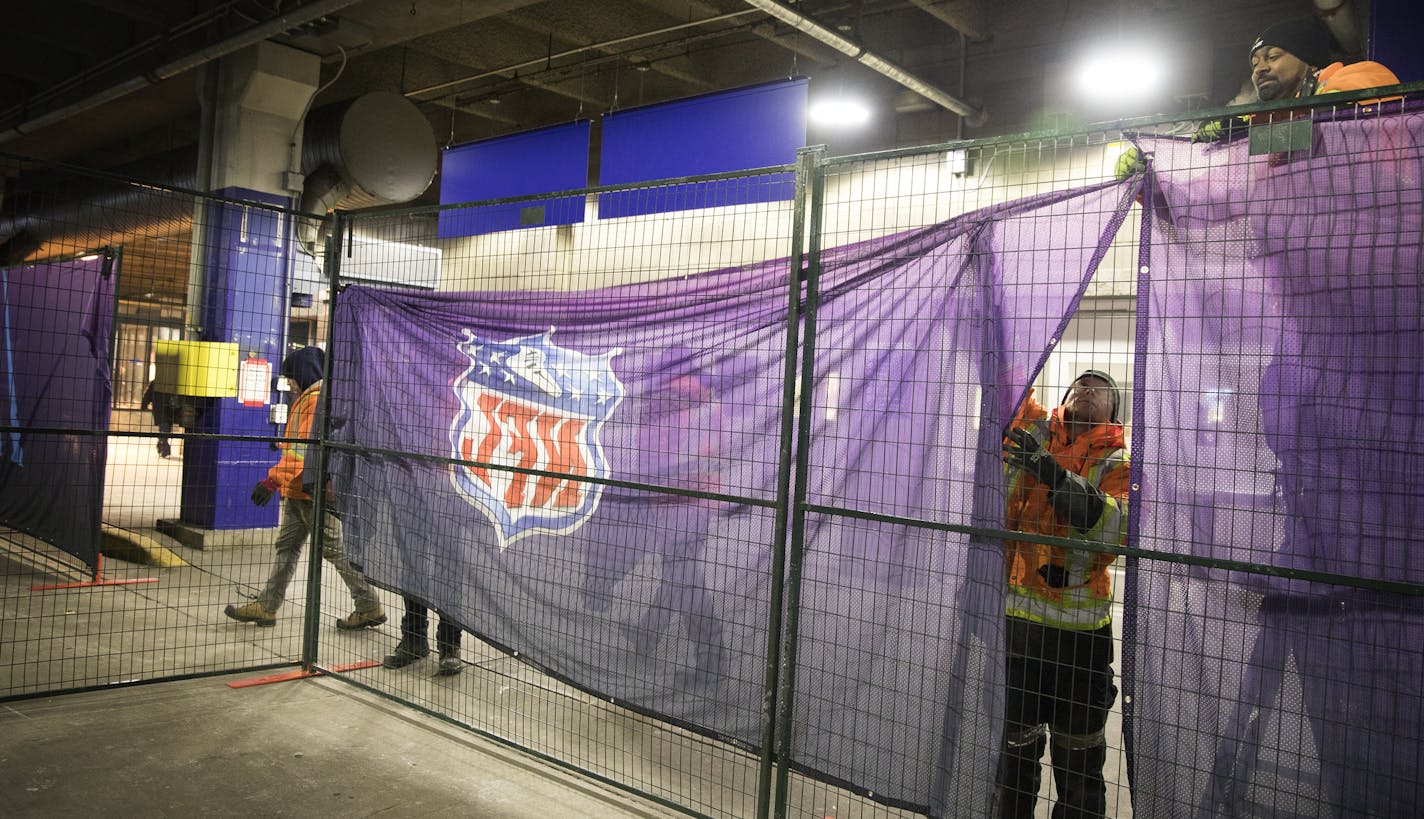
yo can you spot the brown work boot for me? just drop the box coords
[224,601,276,626]
[335,607,387,630]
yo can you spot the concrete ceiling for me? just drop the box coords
[1,0,1321,176]
[0,0,1335,302]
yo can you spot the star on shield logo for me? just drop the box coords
[449,329,623,549]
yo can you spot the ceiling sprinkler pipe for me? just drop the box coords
[0,92,434,266]
[857,51,987,126]
[742,0,986,126]
[0,0,364,145]
[906,0,990,42]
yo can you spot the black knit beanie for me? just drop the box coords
[1250,17,1335,69]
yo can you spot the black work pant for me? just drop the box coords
[400,595,462,654]
[997,618,1116,819]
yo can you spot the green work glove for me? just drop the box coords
[1192,117,1239,143]
[1113,147,1145,181]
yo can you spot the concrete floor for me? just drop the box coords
[0,672,679,818]
[1,434,1134,818]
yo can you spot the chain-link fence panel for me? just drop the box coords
[0,153,341,698]
[5,83,1422,819]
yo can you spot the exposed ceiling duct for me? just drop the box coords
[742,0,986,126]
[0,92,437,267]
[905,0,992,43]
[0,151,200,268]
[296,91,439,254]
[0,0,367,147]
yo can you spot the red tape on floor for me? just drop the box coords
[226,659,382,689]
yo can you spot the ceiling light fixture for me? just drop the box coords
[1074,47,1166,104]
[809,98,871,126]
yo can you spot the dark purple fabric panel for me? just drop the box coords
[329,257,797,750]
[791,183,1137,810]
[1129,111,1424,817]
[328,180,1134,810]
[0,255,114,569]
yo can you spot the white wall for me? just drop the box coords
[345,139,1143,390]
[430,197,797,292]
[345,137,1143,299]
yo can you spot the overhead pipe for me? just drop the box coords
[0,150,200,266]
[405,9,761,101]
[0,0,365,145]
[0,92,436,266]
[742,0,986,126]
[906,0,991,43]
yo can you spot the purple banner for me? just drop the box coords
[0,253,114,569]
[329,181,1136,810]
[1128,110,1424,816]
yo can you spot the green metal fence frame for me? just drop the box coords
[7,81,1423,815]
[313,87,1424,814]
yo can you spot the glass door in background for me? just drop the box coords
[113,322,181,408]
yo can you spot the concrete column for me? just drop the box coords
[177,42,319,535]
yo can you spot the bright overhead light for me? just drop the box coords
[809,98,871,126]
[1074,48,1166,104]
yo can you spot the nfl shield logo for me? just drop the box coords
[449,329,623,549]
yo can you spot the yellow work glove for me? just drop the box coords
[1193,115,1247,143]
[1113,147,1145,181]
[1193,119,1225,143]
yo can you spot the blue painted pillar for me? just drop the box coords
[179,42,318,531]
[180,192,292,529]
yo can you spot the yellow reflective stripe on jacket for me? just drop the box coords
[1007,590,1113,630]
[1004,420,1128,631]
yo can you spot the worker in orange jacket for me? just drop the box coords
[224,346,386,630]
[997,370,1130,819]
[1246,16,1399,110]
[1115,16,1401,179]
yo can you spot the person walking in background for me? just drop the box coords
[997,370,1130,819]
[141,380,178,458]
[224,346,386,630]
[383,596,464,676]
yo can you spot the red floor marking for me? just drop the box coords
[30,555,159,591]
[226,659,383,689]
[227,669,318,688]
[30,577,159,591]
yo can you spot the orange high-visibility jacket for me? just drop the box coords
[1250,60,1402,126]
[1004,390,1130,631]
[266,381,322,500]
[1315,60,1401,99]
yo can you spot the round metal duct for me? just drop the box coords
[2,92,438,266]
[302,90,436,210]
